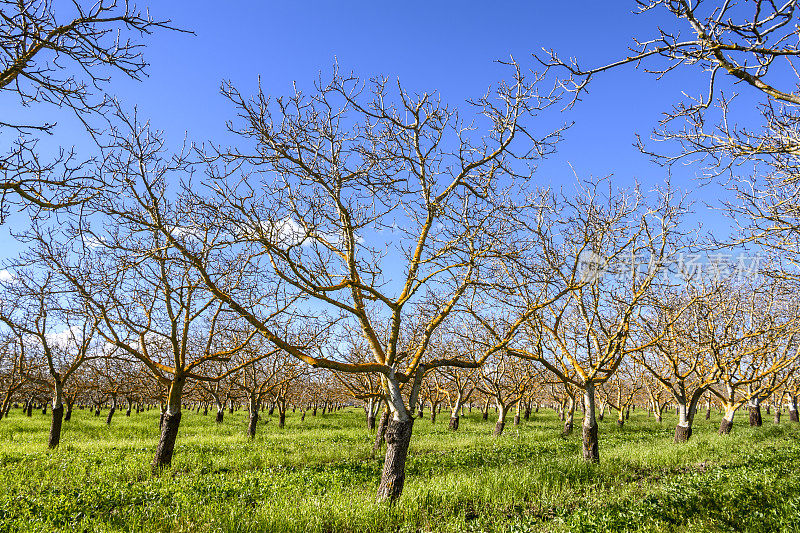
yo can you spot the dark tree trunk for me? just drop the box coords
[216,408,224,424]
[494,420,506,436]
[94,407,100,417]
[674,424,692,443]
[582,423,599,462]
[430,408,436,424]
[562,420,573,436]
[749,406,763,427]
[367,415,376,430]
[106,406,115,425]
[300,411,306,421]
[582,385,599,463]
[524,405,531,420]
[719,417,734,435]
[705,407,711,419]
[64,403,73,422]
[247,412,258,438]
[448,416,459,431]
[790,408,799,422]
[376,419,414,502]
[48,405,64,449]
[482,409,488,421]
[774,409,781,424]
[278,411,286,429]
[26,401,32,417]
[372,409,389,456]
[152,411,181,470]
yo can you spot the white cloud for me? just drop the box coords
[44,326,84,349]
[0,270,14,283]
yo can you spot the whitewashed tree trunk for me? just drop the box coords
[582,383,599,462]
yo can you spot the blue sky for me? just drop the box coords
[1,1,769,260]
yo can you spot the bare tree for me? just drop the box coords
[112,62,568,500]
[474,178,690,462]
[0,269,99,448]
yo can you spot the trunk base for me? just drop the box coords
[247,413,258,438]
[48,405,64,449]
[448,416,459,431]
[749,406,763,427]
[152,411,181,471]
[674,424,692,443]
[493,421,505,436]
[582,423,599,463]
[719,418,733,435]
[376,419,414,502]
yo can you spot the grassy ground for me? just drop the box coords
[0,406,799,532]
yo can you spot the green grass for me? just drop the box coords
[0,406,799,532]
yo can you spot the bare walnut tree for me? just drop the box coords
[141,63,568,501]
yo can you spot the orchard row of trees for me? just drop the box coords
[3,0,800,502]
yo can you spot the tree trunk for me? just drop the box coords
[494,404,508,436]
[152,379,184,471]
[674,400,693,443]
[372,409,389,456]
[774,408,782,424]
[430,406,437,424]
[562,397,575,436]
[719,406,736,435]
[582,383,599,463]
[106,398,116,425]
[48,382,64,449]
[278,410,286,429]
[48,405,64,449]
[64,400,73,422]
[749,404,763,427]
[247,411,258,438]
[448,415,459,430]
[216,407,224,424]
[789,396,799,422]
[448,398,461,431]
[376,419,413,502]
